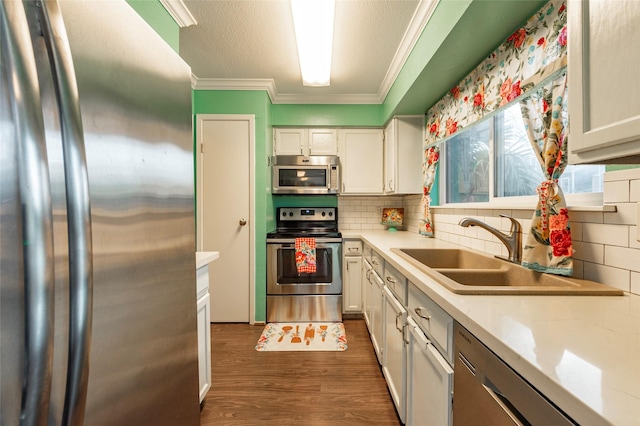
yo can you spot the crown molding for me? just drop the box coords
[192,75,383,104]
[377,0,438,101]
[190,0,436,105]
[160,0,197,28]
[192,77,278,100]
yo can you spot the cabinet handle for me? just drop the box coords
[386,276,396,284]
[395,312,404,333]
[342,182,345,192]
[415,307,431,321]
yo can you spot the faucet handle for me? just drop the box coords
[499,214,521,232]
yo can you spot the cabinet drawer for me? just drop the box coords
[370,249,384,277]
[383,262,407,305]
[343,240,363,256]
[407,282,453,365]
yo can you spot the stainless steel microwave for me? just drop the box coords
[271,155,340,194]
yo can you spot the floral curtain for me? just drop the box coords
[420,0,567,242]
[419,146,439,237]
[424,0,567,145]
[519,73,572,275]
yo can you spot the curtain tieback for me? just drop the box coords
[536,179,558,232]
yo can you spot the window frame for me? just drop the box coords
[438,111,604,209]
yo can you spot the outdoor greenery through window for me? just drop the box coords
[443,103,604,204]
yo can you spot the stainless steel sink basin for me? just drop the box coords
[391,247,623,295]
[392,248,504,269]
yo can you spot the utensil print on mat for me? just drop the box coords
[277,325,293,343]
[291,325,302,343]
[304,323,315,346]
[318,325,328,342]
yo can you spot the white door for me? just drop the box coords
[197,115,255,323]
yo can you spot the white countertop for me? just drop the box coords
[196,251,219,269]
[343,231,640,426]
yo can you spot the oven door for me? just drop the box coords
[267,240,342,295]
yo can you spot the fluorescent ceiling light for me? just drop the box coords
[290,0,335,87]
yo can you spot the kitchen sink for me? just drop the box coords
[392,248,504,269]
[391,247,624,295]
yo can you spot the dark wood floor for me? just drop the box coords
[200,319,402,426]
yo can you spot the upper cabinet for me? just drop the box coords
[339,128,384,194]
[568,0,640,164]
[273,128,338,156]
[384,116,424,194]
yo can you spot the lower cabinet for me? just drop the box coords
[343,239,363,313]
[370,268,385,363]
[406,317,453,426]
[358,241,455,425]
[362,258,373,328]
[196,265,212,403]
[383,286,407,423]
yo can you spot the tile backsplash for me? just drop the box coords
[339,169,640,295]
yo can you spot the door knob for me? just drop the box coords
[239,218,247,226]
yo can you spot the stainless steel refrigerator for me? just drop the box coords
[1,0,200,424]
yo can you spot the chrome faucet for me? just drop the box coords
[458,215,522,264]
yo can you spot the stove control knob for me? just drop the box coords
[282,212,287,217]
[329,212,333,217]
[321,212,326,217]
[289,212,294,217]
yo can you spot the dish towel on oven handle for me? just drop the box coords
[295,237,316,274]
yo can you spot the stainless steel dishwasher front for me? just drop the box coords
[452,323,576,425]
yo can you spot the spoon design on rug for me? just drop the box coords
[278,325,293,343]
[291,325,301,343]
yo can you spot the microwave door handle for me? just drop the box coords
[2,1,56,423]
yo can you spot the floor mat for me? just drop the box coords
[255,322,347,351]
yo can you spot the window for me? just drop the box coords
[442,104,604,206]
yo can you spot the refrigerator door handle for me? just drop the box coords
[38,1,94,425]
[1,1,56,424]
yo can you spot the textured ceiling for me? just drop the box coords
[179,0,423,103]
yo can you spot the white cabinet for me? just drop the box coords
[362,258,373,329]
[196,264,212,403]
[342,240,363,313]
[369,267,385,363]
[273,128,338,156]
[406,317,453,426]
[384,116,423,194]
[568,0,640,164]
[339,128,384,194]
[382,286,407,423]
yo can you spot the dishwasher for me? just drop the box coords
[452,323,576,425]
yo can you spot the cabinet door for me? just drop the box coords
[362,259,372,329]
[274,128,305,155]
[196,292,211,402]
[568,1,640,163]
[384,120,396,193]
[343,256,362,313]
[384,117,423,194]
[340,128,383,194]
[370,271,384,363]
[309,128,338,155]
[406,317,453,426]
[382,286,407,423]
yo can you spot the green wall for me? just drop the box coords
[272,104,385,127]
[126,0,180,53]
